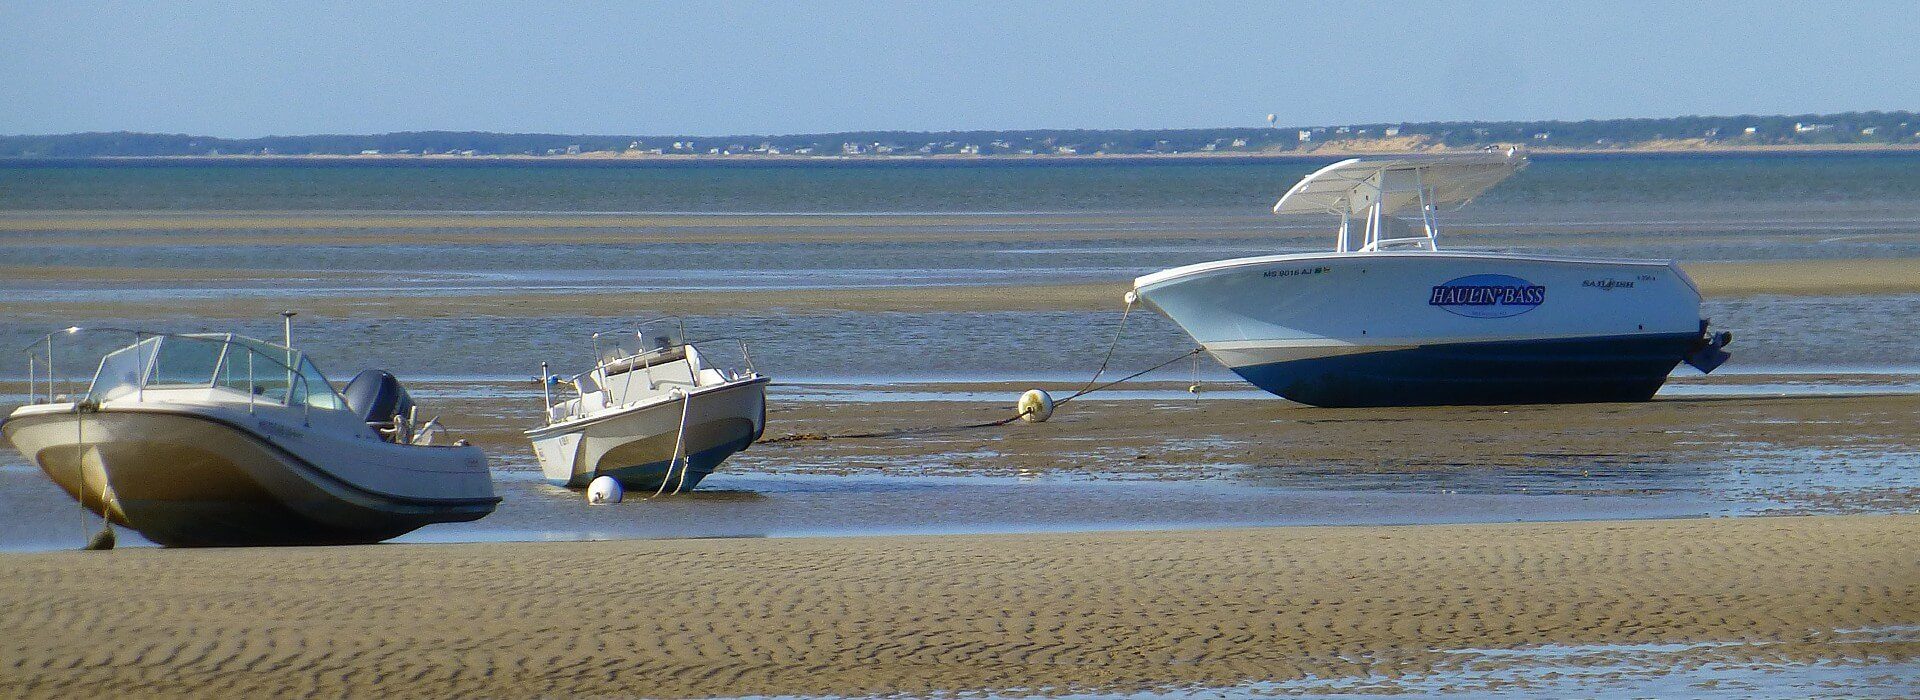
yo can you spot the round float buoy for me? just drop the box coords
[1018,389,1055,423]
[587,475,623,504]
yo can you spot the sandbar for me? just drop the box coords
[1,259,1915,320]
[0,514,1911,697]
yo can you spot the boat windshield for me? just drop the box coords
[597,318,688,366]
[88,333,346,411]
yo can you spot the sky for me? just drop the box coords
[3,2,1917,138]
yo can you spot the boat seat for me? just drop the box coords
[343,369,415,427]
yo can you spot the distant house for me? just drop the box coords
[1532,132,1551,140]
[1297,129,1313,142]
[1384,126,1401,137]
[359,149,380,155]
[1862,126,1878,135]
[1744,126,1759,135]
[959,144,980,155]
[565,145,581,155]
[1231,138,1247,147]
[1056,146,1078,155]
[1794,122,1834,133]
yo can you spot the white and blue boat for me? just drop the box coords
[1132,150,1731,407]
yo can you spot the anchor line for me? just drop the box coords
[759,299,1204,443]
[650,390,694,499]
[1053,347,1205,408]
[75,400,115,550]
[1067,299,1134,401]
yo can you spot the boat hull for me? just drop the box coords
[2,408,498,547]
[528,378,768,490]
[1136,252,1713,407]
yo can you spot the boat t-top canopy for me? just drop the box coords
[1273,148,1528,252]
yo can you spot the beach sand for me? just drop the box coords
[0,514,1912,698]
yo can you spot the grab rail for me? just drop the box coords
[538,330,758,425]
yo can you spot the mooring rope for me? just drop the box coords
[759,300,1203,443]
[75,401,115,550]
[1065,300,1133,401]
[650,389,694,499]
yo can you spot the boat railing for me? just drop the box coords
[21,328,344,423]
[540,334,757,424]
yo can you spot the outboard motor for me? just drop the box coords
[1685,320,1733,374]
[343,369,416,441]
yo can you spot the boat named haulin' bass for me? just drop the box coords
[1132,150,1732,407]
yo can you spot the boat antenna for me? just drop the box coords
[281,311,297,349]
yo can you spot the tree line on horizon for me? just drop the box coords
[2,111,1915,159]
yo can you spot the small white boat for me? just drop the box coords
[2,327,498,546]
[527,319,769,493]
[1132,150,1731,407]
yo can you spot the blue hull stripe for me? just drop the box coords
[1229,333,1696,407]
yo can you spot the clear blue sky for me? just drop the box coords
[3,1,1915,137]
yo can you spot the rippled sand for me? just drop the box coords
[0,515,1911,698]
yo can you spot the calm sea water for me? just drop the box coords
[5,154,1920,294]
[8,152,1920,213]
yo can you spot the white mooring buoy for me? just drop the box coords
[587,475,623,504]
[1018,389,1055,423]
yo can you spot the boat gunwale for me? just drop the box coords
[2,404,501,510]
[1132,250,1683,292]
[523,374,770,440]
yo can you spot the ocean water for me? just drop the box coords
[5,155,1920,302]
[8,151,1920,213]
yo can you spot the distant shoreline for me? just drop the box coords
[8,141,1920,165]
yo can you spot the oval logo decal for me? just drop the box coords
[1428,274,1546,318]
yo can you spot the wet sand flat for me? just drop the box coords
[0,212,1243,242]
[740,392,1920,484]
[2,259,1916,320]
[0,514,1911,698]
